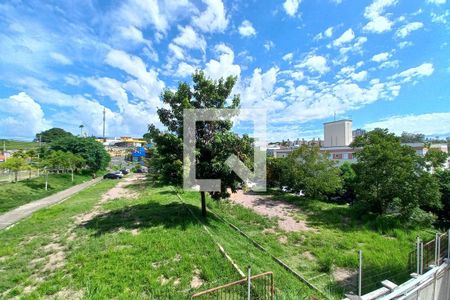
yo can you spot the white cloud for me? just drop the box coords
[363,0,397,33]
[372,52,390,62]
[364,112,450,135]
[105,49,164,92]
[192,0,229,33]
[431,10,449,24]
[204,44,241,80]
[239,67,285,111]
[0,92,50,139]
[50,52,72,65]
[238,20,256,37]
[264,40,275,51]
[332,28,355,47]
[297,55,330,74]
[325,27,334,38]
[395,22,424,38]
[392,63,434,82]
[427,0,447,5]
[398,41,413,48]
[283,0,302,16]
[350,70,368,81]
[175,62,196,78]
[173,25,207,52]
[282,53,293,61]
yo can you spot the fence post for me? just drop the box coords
[358,250,362,297]
[448,229,450,260]
[420,241,424,274]
[247,266,251,300]
[416,236,421,274]
[435,233,440,266]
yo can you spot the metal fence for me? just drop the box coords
[408,231,450,275]
[191,270,274,300]
[0,170,39,183]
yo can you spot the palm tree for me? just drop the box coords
[79,124,84,137]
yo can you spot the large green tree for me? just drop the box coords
[36,128,73,143]
[147,71,253,217]
[352,129,441,217]
[282,145,342,198]
[435,170,450,228]
[50,136,110,173]
[424,148,448,171]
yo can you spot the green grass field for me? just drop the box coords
[0,176,437,299]
[0,174,92,213]
[0,139,40,151]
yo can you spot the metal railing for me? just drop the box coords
[191,270,274,300]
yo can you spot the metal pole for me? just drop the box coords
[447,229,450,260]
[416,236,421,274]
[420,242,424,274]
[358,250,362,297]
[435,233,439,266]
[247,266,251,300]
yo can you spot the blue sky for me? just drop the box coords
[0,0,449,141]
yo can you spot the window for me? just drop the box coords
[333,153,343,159]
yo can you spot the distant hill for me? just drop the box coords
[0,139,40,151]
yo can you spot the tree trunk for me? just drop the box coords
[14,171,18,183]
[71,169,74,182]
[200,191,207,217]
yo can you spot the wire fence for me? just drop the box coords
[0,170,40,183]
[191,270,274,300]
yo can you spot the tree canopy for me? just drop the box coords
[147,71,253,216]
[50,136,110,173]
[399,132,425,143]
[352,129,441,219]
[282,145,342,198]
[36,128,73,143]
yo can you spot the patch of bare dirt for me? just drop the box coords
[302,251,316,261]
[262,228,276,235]
[73,173,145,226]
[333,267,357,288]
[158,275,171,285]
[229,190,315,232]
[190,268,204,289]
[278,235,288,244]
[48,288,84,299]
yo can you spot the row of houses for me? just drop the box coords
[268,120,450,169]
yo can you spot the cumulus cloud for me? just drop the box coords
[282,53,293,61]
[392,63,434,82]
[372,52,390,62]
[238,20,256,37]
[364,112,450,135]
[297,55,330,74]
[264,40,275,51]
[0,92,50,139]
[363,0,397,33]
[283,0,302,16]
[192,0,229,33]
[173,25,207,52]
[395,22,424,38]
[204,44,241,80]
[332,28,355,47]
[175,62,197,78]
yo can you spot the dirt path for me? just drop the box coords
[229,190,314,232]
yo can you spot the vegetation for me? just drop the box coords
[50,136,110,173]
[399,132,425,143]
[0,139,39,150]
[0,157,27,182]
[36,128,73,143]
[0,178,318,299]
[269,145,342,198]
[147,71,253,216]
[435,170,450,228]
[0,173,91,213]
[352,129,441,223]
[424,148,448,171]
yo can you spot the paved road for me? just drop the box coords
[0,177,103,230]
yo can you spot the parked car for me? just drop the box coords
[113,171,124,178]
[103,173,121,179]
[120,169,129,175]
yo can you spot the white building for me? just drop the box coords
[323,119,353,148]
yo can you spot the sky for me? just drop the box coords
[0,0,449,142]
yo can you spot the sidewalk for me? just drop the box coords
[0,177,102,230]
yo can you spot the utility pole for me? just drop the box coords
[103,107,106,142]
